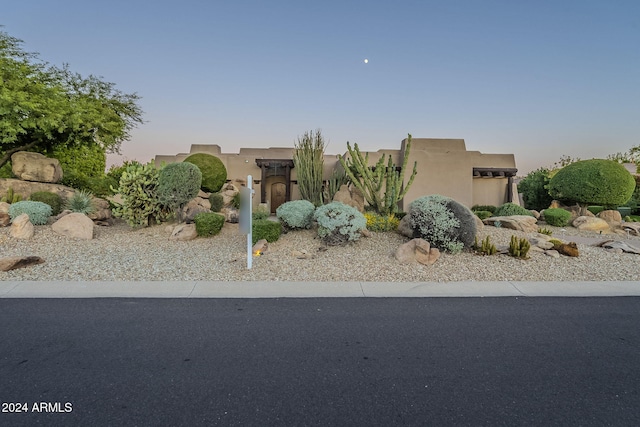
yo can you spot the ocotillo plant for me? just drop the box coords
[338,133,417,215]
[293,129,325,207]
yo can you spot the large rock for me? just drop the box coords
[597,240,640,255]
[169,223,198,241]
[0,256,45,272]
[87,197,112,222]
[397,215,414,238]
[183,197,212,223]
[52,213,95,239]
[597,210,622,225]
[220,183,240,207]
[0,178,75,201]
[332,185,365,212]
[0,212,10,227]
[483,215,538,233]
[0,201,9,213]
[395,238,440,265]
[572,216,610,232]
[10,214,34,239]
[11,151,63,183]
[556,242,579,257]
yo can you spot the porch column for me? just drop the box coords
[260,163,267,203]
[285,164,291,202]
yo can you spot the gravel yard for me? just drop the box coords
[2,218,640,282]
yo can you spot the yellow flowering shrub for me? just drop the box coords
[364,212,400,232]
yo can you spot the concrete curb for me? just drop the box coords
[0,281,639,298]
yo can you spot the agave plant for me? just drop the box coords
[65,190,96,215]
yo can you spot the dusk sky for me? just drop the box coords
[3,0,639,175]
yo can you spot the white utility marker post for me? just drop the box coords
[239,175,254,269]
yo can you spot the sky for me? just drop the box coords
[2,0,639,175]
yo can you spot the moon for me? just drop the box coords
[364,59,368,64]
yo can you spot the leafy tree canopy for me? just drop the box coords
[0,29,143,169]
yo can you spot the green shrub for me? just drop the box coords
[65,190,96,214]
[408,195,477,254]
[231,192,241,209]
[471,205,497,214]
[517,168,553,211]
[252,204,270,221]
[623,174,640,214]
[29,191,64,216]
[0,162,15,178]
[8,201,52,225]
[313,201,366,245]
[473,210,493,220]
[183,154,227,193]
[111,162,172,227]
[194,212,225,237]
[252,219,282,245]
[542,208,572,227]
[364,211,400,232]
[494,202,535,217]
[276,200,316,230]
[548,159,636,211]
[209,193,224,212]
[157,162,202,222]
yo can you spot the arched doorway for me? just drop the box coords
[271,182,286,212]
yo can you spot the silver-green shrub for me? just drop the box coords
[8,201,52,225]
[409,195,477,254]
[157,162,202,223]
[276,200,316,230]
[313,201,366,245]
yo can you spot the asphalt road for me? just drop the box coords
[1,297,639,426]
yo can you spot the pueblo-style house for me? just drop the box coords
[155,137,519,213]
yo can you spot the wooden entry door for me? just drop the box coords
[270,182,286,213]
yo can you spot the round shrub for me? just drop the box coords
[542,208,572,227]
[252,219,282,245]
[517,168,553,211]
[494,202,535,217]
[157,162,202,222]
[194,212,225,237]
[548,159,635,208]
[471,205,497,214]
[209,193,224,212]
[276,200,316,230]
[29,191,63,216]
[473,210,493,220]
[183,153,227,193]
[408,195,477,254]
[8,201,52,225]
[252,204,270,221]
[313,202,366,246]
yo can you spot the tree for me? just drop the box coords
[517,167,553,211]
[548,159,636,214]
[0,29,143,170]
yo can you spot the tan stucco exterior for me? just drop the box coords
[155,137,518,212]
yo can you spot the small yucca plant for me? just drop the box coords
[65,190,96,214]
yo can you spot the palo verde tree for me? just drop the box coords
[338,133,417,215]
[0,29,143,170]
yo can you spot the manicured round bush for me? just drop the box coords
[157,162,202,221]
[517,168,553,211]
[252,219,282,245]
[473,210,493,220]
[183,153,227,193]
[542,208,572,227]
[8,201,52,225]
[276,200,316,230]
[313,201,366,246]
[548,159,636,207]
[494,202,535,217]
[194,212,225,237]
[29,191,64,216]
[408,195,477,253]
[209,193,224,212]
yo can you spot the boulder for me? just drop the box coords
[360,228,372,238]
[483,215,538,233]
[395,238,440,265]
[544,250,560,258]
[0,256,45,272]
[597,210,622,225]
[556,242,579,257]
[596,240,640,255]
[474,215,484,231]
[397,215,414,238]
[52,212,95,239]
[197,190,211,199]
[252,239,268,255]
[220,183,240,207]
[11,151,63,183]
[183,197,212,223]
[0,201,9,214]
[0,178,75,200]
[529,210,541,219]
[10,214,34,239]
[169,223,198,241]
[221,207,239,223]
[622,223,640,237]
[0,212,10,227]
[332,184,365,212]
[529,237,554,250]
[87,197,112,222]
[572,216,610,232]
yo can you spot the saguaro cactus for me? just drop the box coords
[338,133,417,215]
